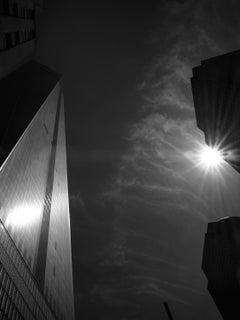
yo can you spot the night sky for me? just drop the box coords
[35,1,240,319]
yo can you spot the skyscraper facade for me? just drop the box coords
[0,61,75,320]
[202,217,240,320]
[0,1,75,319]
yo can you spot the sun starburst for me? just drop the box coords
[199,145,224,170]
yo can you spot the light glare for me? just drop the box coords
[200,146,223,169]
[6,204,42,228]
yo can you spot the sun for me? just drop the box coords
[184,141,227,181]
[199,145,224,169]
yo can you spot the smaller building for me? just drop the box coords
[202,217,240,320]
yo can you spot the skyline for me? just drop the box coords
[35,1,240,319]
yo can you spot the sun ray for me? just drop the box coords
[199,145,224,170]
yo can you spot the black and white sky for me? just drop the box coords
[36,1,240,319]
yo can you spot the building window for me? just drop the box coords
[14,31,20,45]
[3,0,10,15]
[0,33,6,51]
[12,3,18,17]
[31,9,35,20]
[5,32,12,49]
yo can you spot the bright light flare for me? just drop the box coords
[6,204,42,228]
[199,145,224,169]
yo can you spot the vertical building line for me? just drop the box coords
[34,88,62,291]
[163,301,174,320]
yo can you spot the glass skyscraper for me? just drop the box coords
[0,56,75,320]
[0,1,75,319]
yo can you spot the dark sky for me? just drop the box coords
[36,1,240,319]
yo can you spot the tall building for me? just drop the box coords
[202,217,240,320]
[0,1,75,320]
[191,50,240,173]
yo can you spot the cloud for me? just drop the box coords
[68,146,120,167]
[104,113,208,217]
[69,192,97,225]
[139,1,227,120]
[97,2,240,318]
[69,192,85,207]
[72,2,240,319]
[105,0,240,217]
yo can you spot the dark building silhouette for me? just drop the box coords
[202,217,240,320]
[191,50,240,173]
[0,1,75,319]
[192,52,240,319]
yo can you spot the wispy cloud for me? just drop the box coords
[98,2,240,317]
[105,0,239,215]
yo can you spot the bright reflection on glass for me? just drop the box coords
[199,145,224,169]
[6,204,42,228]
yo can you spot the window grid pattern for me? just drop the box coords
[1,0,35,19]
[0,0,36,51]
[0,80,74,319]
[0,220,56,320]
[0,84,59,275]
[0,29,36,51]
